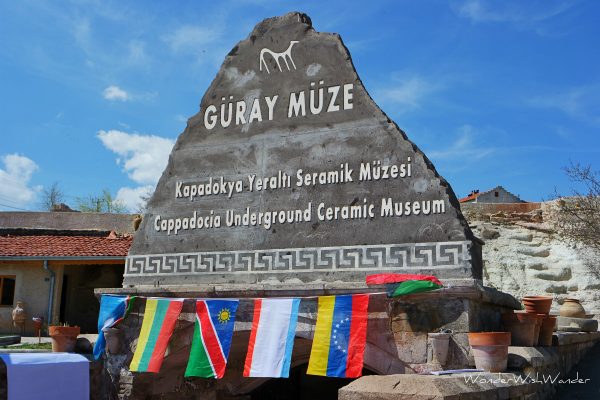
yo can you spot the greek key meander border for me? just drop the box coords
[125,241,471,276]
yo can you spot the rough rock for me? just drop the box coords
[469,217,600,315]
[480,225,500,240]
[125,11,480,288]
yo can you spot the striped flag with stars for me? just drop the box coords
[307,294,369,378]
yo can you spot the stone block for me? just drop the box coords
[391,332,428,364]
[338,373,537,400]
[447,332,473,368]
[390,298,468,333]
[553,331,600,346]
[556,316,598,332]
[507,346,559,369]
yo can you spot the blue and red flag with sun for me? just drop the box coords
[185,299,239,378]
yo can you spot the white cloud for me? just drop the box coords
[453,0,574,24]
[128,40,147,65]
[97,130,174,185]
[98,130,174,212]
[116,185,154,213]
[163,25,222,53]
[428,125,496,161]
[528,85,600,125]
[72,18,92,50]
[103,85,130,101]
[378,76,438,111]
[0,154,41,209]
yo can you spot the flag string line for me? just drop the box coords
[102,291,393,302]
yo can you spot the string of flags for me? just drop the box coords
[94,273,442,379]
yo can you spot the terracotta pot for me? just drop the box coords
[468,332,510,372]
[468,332,511,346]
[428,332,451,366]
[528,313,545,346]
[32,318,43,333]
[501,313,537,346]
[539,316,556,346]
[559,298,586,318]
[471,345,509,372]
[49,326,80,352]
[522,296,552,314]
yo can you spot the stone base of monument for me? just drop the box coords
[96,283,521,399]
[340,332,600,400]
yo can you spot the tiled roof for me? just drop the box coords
[459,192,480,203]
[0,234,132,257]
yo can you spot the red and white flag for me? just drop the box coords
[243,298,300,378]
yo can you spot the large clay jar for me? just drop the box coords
[522,296,552,314]
[11,301,27,329]
[502,312,537,346]
[538,316,556,346]
[49,326,80,352]
[559,298,586,318]
[468,332,511,372]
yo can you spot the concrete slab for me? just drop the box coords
[554,332,600,346]
[338,373,537,400]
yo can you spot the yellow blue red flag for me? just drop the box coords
[307,294,369,378]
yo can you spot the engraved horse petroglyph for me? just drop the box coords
[259,41,299,74]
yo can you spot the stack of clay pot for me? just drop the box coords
[468,332,511,372]
[501,311,538,346]
[503,296,556,347]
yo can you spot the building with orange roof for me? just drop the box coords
[0,211,136,334]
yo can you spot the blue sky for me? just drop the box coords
[1,0,599,212]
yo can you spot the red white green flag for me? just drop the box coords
[129,298,183,373]
[366,273,443,297]
[185,299,239,379]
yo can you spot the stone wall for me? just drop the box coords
[339,332,600,400]
[463,201,600,315]
[461,202,543,220]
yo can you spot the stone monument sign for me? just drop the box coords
[125,12,480,288]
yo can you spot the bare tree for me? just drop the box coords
[76,189,128,213]
[551,162,600,251]
[40,182,65,210]
[134,188,154,214]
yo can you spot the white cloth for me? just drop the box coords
[0,353,89,400]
